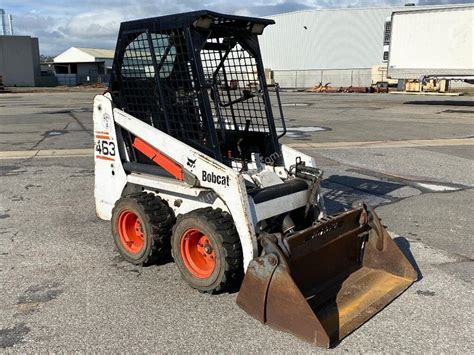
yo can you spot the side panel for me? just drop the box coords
[113,108,259,270]
[93,95,127,220]
[250,190,308,222]
[281,144,326,216]
[281,144,316,169]
[127,173,230,216]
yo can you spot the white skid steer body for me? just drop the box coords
[93,93,325,270]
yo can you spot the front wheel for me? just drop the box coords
[171,208,243,294]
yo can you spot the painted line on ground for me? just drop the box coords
[0,149,91,160]
[416,182,461,192]
[288,138,474,150]
[0,137,472,160]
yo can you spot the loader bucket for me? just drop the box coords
[236,203,417,348]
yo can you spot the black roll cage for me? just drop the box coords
[109,10,286,166]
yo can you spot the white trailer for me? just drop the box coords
[387,5,474,82]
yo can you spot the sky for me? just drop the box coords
[2,0,472,55]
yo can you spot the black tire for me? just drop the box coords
[171,208,243,294]
[111,192,174,265]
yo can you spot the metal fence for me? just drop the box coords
[36,75,58,87]
[55,74,110,86]
[273,68,373,89]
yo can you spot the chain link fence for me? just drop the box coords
[273,69,374,89]
[54,74,110,86]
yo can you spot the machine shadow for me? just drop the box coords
[393,236,423,281]
[404,100,474,107]
[154,255,174,266]
[321,175,405,214]
[326,175,404,195]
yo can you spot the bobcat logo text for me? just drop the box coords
[202,171,230,186]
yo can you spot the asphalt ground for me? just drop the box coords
[0,90,473,352]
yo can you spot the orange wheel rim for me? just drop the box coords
[117,210,145,254]
[180,228,216,278]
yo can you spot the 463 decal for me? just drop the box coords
[95,130,116,161]
[95,140,116,156]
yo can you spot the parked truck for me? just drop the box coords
[385,5,474,85]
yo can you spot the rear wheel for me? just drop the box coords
[112,193,174,265]
[171,208,243,294]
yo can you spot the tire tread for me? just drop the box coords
[172,207,243,294]
[112,192,174,265]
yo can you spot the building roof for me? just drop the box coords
[54,47,114,63]
[75,47,115,58]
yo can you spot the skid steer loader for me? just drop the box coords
[93,10,417,347]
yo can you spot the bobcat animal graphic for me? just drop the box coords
[187,158,196,168]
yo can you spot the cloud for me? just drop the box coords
[3,0,468,55]
[61,11,125,38]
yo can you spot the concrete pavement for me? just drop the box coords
[0,90,472,352]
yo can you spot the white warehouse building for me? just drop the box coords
[53,47,114,85]
[260,7,397,88]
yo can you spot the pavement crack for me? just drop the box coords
[10,231,18,242]
[29,135,47,151]
[68,112,92,136]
